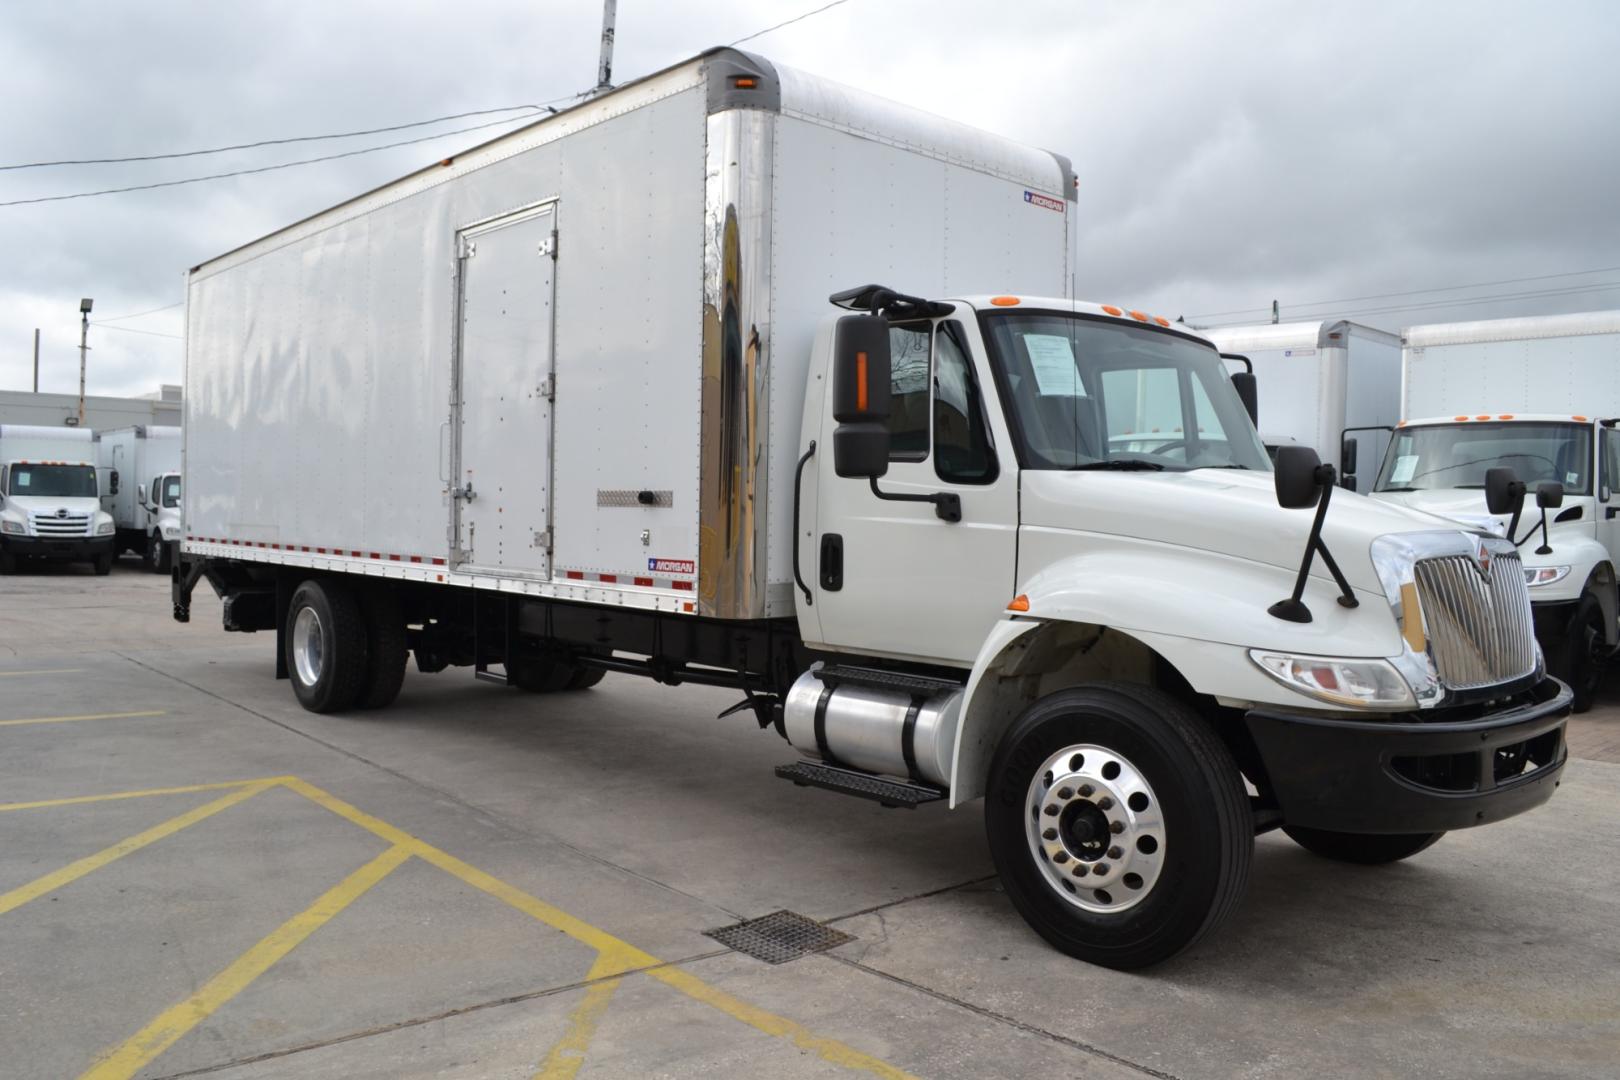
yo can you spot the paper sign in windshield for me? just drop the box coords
[1389,455,1418,484]
[1025,334,1081,396]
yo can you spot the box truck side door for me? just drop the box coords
[809,317,1018,665]
[450,201,558,579]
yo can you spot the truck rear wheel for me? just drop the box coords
[508,652,574,692]
[1282,826,1445,865]
[286,579,368,713]
[1542,593,1606,713]
[93,551,113,576]
[355,587,408,710]
[984,682,1252,970]
[566,666,606,690]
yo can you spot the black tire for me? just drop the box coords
[565,666,606,690]
[0,551,14,574]
[144,535,163,573]
[285,579,368,713]
[508,652,574,692]
[354,586,408,710]
[984,682,1252,970]
[93,551,113,576]
[1542,593,1606,713]
[1283,826,1445,865]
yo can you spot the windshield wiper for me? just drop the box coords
[1194,464,1249,470]
[1378,486,1419,493]
[1068,460,1165,471]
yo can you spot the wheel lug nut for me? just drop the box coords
[1108,846,1123,860]
[1042,827,1058,841]
[1097,796,1114,810]
[1094,862,1110,875]
[1109,820,1124,834]
[1078,784,1094,797]
[1072,864,1089,877]
[1043,804,1060,817]
[1057,786,1073,800]
[1053,851,1069,864]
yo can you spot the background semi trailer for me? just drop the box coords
[99,425,182,571]
[0,424,116,574]
[1367,309,1620,710]
[175,48,1570,969]
[1206,319,1401,478]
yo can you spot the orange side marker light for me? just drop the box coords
[1007,594,1030,612]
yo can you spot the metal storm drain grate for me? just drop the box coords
[705,910,855,964]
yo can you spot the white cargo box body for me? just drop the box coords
[0,424,98,467]
[1207,320,1401,472]
[184,48,1071,620]
[1401,309,1620,420]
[99,425,180,528]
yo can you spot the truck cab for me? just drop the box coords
[0,458,116,574]
[1367,413,1618,708]
[138,472,183,572]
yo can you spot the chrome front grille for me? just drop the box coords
[28,512,92,537]
[1413,551,1537,690]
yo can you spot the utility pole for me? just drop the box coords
[595,0,617,93]
[78,298,93,426]
[1270,299,1279,325]
[32,328,39,392]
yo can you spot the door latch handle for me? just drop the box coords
[452,483,477,502]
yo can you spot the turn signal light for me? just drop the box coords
[855,351,869,411]
[733,77,758,89]
[1007,594,1030,612]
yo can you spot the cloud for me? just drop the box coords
[1,0,1616,396]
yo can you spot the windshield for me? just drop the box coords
[980,313,1270,471]
[5,463,98,498]
[161,475,181,508]
[1375,422,1592,495]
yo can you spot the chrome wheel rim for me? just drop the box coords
[291,606,325,687]
[1024,743,1166,914]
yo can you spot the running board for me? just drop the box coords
[814,663,964,697]
[775,762,946,809]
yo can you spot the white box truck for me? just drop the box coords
[174,48,1570,969]
[0,424,117,573]
[99,425,182,571]
[1366,309,1620,710]
[1206,319,1401,480]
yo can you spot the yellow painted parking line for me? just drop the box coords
[0,710,165,728]
[0,781,275,917]
[281,778,913,1079]
[79,845,411,1080]
[0,668,84,677]
[534,952,630,1079]
[0,778,286,814]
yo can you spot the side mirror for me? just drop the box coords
[137,483,148,506]
[831,314,892,479]
[1273,445,1327,509]
[1485,467,1526,517]
[1536,481,1565,509]
[109,470,120,496]
[1339,435,1358,478]
[1231,370,1258,427]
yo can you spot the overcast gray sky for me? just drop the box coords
[2,1,1617,396]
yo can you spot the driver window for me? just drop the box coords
[1604,429,1620,497]
[886,323,931,461]
[933,322,997,484]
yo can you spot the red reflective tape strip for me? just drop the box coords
[370,552,381,559]
[351,550,363,557]
[389,554,401,562]
[431,557,446,566]
[599,574,617,583]
[634,576,654,587]
[566,570,585,580]
[672,581,694,591]
[409,556,422,564]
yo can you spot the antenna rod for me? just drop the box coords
[596,0,617,92]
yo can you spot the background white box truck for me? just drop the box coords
[0,424,116,573]
[99,425,182,571]
[1207,319,1401,480]
[1366,309,1620,710]
[174,48,1570,968]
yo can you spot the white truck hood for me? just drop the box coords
[1022,469,1465,594]
[1368,487,1510,536]
[7,494,102,516]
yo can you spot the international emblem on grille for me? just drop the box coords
[56,508,68,519]
[1477,547,1492,580]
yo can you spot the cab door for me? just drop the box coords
[450,201,558,578]
[807,317,1019,666]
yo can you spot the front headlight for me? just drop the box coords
[1,519,23,535]
[96,521,115,535]
[1249,651,1416,709]
[1524,565,1571,587]
[161,525,180,539]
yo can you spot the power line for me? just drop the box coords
[0,110,558,209]
[729,0,855,46]
[0,104,566,172]
[95,301,183,324]
[1198,279,1620,328]
[91,324,184,340]
[1186,264,1620,320]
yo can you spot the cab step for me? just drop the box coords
[775,761,947,809]
[813,663,964,697]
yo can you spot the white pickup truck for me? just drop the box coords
[172,48,1571,969]
[0,424,116,574]
[1365,310,1620,710]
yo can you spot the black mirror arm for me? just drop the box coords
[868,477,961,523]
[1513,505,1554,554]
[1269,466,1359,622]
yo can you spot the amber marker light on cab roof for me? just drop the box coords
[1128,310,1150,321]
[1499,414,1514,420]
[1574,414,1589,422]
[1101,305,1123,316]
[1007,594,1030,612]
[1153,315,1170,327]
[990,296,1021,306]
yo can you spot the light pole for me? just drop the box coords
[78,297,92,426]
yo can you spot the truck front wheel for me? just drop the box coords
[146,534,170,574]
[286,579,369,713]
[93,551,113,576]
[1282,826,1444,865]
[984,683,1252,970]
[1542,593,1607,712]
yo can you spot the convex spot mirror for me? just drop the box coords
[1536,481,1565,509]
[137,483,147,505]
[831,314,893,479]
[1485,467,1527,516]
[1273,445,1327,509]
[1231,370,1258,427]
[1339,436,1358,478]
